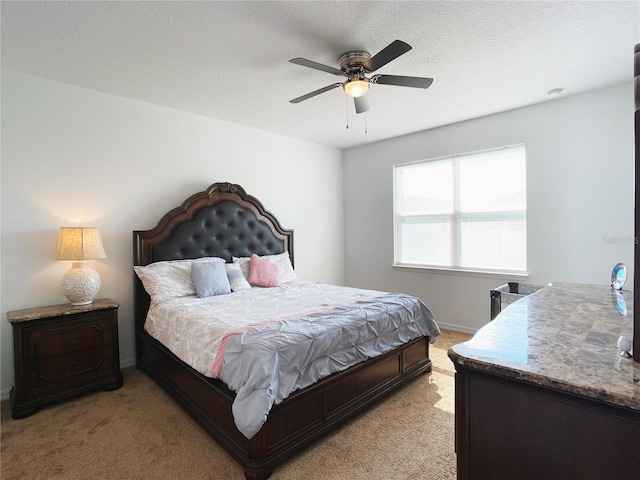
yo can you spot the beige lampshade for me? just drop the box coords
[55,227,107,260]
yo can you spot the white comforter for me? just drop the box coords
[145,281,440,438]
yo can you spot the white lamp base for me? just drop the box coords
[61,262,101,305]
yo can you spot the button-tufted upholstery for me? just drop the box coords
[151,200,285,263]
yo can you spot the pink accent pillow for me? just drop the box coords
[248,253,279,287]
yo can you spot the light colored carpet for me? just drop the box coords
[0,329,471,480]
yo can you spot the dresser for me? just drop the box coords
[7,298,123,419]
[449,284,640,480]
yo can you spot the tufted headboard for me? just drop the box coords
[133,182,294,333]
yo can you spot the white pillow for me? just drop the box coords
[224,263,251,291]
[232,252,297,285]
[134,257,226,303]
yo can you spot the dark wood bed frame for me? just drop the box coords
[133,182,434,479]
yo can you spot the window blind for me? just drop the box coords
[394,145,527,273]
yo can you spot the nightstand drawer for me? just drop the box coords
[25,314,113,361]
[33,346,110,381]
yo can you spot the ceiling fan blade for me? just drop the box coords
[289,83,342,104]
[362,40,412,72]
[371,75,434,89]
[354,94,370,114]
[289,57,344,76]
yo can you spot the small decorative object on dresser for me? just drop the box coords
[611,262,628,290]
[55,227,107,305]
[7,298,123,419]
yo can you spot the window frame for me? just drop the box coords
[393,144,528,276]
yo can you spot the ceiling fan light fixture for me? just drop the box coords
[344,79,369,98]
[289,40,433,111]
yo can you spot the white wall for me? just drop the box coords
[3,73,634,398]
[1,71,345,397]
[344,83,635,333]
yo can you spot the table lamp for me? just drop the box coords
[55,227,107,305]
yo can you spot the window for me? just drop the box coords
[393,145,527,274]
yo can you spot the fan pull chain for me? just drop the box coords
[364,112,368,134]
[345,97,350,130]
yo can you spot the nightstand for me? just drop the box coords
[7,298,123,419]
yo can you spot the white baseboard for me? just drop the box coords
[120,357,136,369]
[436,321,477,335]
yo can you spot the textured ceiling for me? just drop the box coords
[2,1,639,149]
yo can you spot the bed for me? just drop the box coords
[133,182,440,479]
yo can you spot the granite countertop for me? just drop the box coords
[6,298,119,323]
[448,283,639,412]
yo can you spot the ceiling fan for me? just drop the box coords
[289,40,433,114]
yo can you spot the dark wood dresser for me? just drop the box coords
[448,284,640,480]
[7,298,123,419]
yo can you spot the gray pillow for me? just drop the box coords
[191,262,231,297]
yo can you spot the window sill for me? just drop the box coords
[392,264,529,280]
